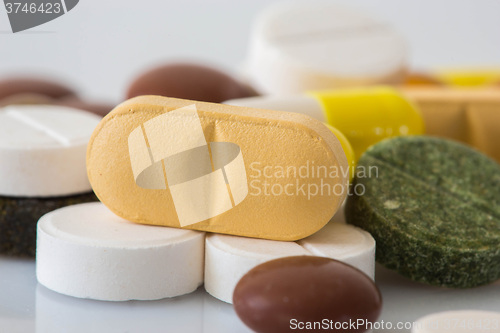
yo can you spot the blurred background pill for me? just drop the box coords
[245,1,407,94]
[226,86,424,161]
[126,63,257,103]
[0,77,76,102]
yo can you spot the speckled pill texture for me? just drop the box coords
[345,136,500,288]
[0,192,98,257]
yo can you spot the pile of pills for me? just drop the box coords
[1,1,499,333]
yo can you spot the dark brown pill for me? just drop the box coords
[126,63,258,103]
[0,78,76,101]
[55,97,114,117]
[233,256,382,333]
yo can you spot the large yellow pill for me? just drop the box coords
[87,96,348,241]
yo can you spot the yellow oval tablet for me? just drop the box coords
[87,96,348,241]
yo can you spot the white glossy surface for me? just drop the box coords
[1,256,499,333]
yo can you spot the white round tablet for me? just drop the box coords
[0,104,102,197]
[298,221,375,279]
[246,1,407,94]
[412,310,500,333]
[204,222,375,303]
[36,202,205,301]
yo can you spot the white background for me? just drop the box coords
[1,0,500,103]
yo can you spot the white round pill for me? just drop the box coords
[412,310,500,333]
[298,221,376,279]
[0,104,102,197]
[36,202,205,301]
[246,1,407,94]
[204,222,375,303]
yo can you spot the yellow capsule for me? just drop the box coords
[226,86,425,161]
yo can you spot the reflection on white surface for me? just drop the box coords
[1,255,499,333]
[36,285,204,333]
[34,285,253,333]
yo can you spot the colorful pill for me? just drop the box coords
[226,86,425,161]
[346,136,500,287]
[87,96,349,241]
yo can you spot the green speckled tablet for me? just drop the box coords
[345,136,500,288]
[0,192,98,257]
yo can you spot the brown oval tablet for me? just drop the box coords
[233,256,382,333]
[0,78,76,101]
[126,63,257,103]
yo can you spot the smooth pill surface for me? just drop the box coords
[126,63,256,103]
[412,310,500,333]
[205,221,375,303]
[346,136,500,287]
[36,202,205,301]
[0,105,102,197]
[233,256,382,333]
[87,96,348,241]
[434,69,500,87]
